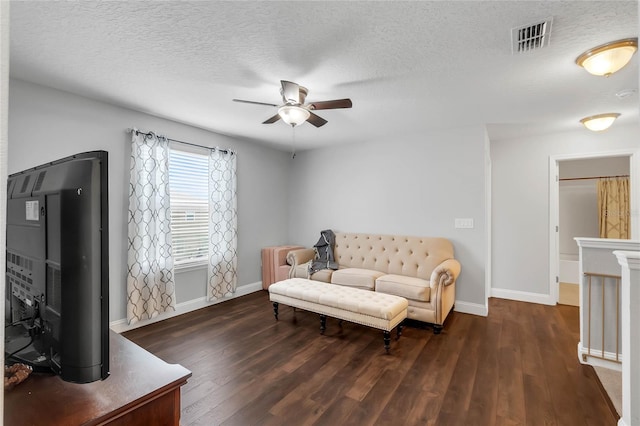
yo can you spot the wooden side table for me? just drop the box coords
[4,330,191,425]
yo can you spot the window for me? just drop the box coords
[168,146,209,268]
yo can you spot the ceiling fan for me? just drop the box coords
[233,80,352,128]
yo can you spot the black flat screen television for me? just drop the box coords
[4,150,109,383]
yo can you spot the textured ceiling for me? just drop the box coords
[9,1,639,151]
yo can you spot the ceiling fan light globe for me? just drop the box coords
[278,105,310,127]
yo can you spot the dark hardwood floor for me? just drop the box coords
[123,291,618,426]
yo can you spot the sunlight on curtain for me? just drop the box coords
[597,177,630,239]
[207,149,237,301]
[127,130,177,324]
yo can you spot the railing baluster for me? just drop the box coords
[616,277,620,362]
[588,274,592,358]
[583,272,622,364]
[602,274,605,359]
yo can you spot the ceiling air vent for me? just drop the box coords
[512,18,553,54]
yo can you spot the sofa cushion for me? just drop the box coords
[291,263,333,283]
[331,268,384,290]
[375,274,431,302]
[311,269,334,283]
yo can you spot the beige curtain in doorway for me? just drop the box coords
[597,177,630,239]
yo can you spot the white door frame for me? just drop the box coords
[549,148,640,303]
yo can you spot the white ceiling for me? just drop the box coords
[9,1,639,152]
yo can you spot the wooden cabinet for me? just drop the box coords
[5,331,191,425]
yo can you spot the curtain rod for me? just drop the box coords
[126,128,234,155]
[560,174,629,181]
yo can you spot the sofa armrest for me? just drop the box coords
[287,248,315,279]
[274,245,304,267]
[429,258,461,288]
[287,248,315,268]
[429,258,460,327]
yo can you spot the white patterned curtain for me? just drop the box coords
[127,130,176,324]
[208,148,237,301]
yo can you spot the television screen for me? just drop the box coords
[4,151,109,383]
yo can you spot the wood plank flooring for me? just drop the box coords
[123,292,618,426]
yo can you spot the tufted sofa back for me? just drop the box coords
[333,233,454,281]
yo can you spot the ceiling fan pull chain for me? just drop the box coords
[291,127,296,159]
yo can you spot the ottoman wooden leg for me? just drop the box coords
[272,302,279,320]
[320,315,327,334]
[396,321,404,340]
[383,331,391,354]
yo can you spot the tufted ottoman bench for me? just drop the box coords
[268,278,408,353]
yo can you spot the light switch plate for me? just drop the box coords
[455,218,474,229]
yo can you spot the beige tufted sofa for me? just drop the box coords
[287,232,461,333]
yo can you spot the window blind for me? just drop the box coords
[169,148,209,267]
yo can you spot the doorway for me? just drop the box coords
[557,157,630,305]
[549,149,639,304]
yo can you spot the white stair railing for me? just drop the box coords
[575,238,638,368]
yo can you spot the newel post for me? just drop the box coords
[613,250,640,426]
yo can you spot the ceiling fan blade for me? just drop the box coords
[309,98,353,110]
[262,114,281,124]
[233,99,278,107]
[281,80,300,104]
[306,112,328,127]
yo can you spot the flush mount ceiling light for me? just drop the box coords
[576,38,638,76]
[278,105,311,127]
[580,113,620,131]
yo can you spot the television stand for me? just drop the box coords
[4,330,191,425]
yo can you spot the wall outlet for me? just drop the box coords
[455,218,474,229]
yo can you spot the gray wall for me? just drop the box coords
[560,156,630,179]
[8,79,292,321]
[559,180,599,256]
[287,125,488,308]
[491,125,639,297]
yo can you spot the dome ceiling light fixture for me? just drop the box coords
[575,38,638,77]
[580,113,621,132]
[278,105,311,127]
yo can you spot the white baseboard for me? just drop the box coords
[454,300,488,317]
[577,342,623,371]
[491,287,555,306]
[110,281,263,333]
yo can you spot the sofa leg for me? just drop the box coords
[272,302,279,321]
[433,324,443,335]
[383,331,391,354]
[320,315,327,335]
